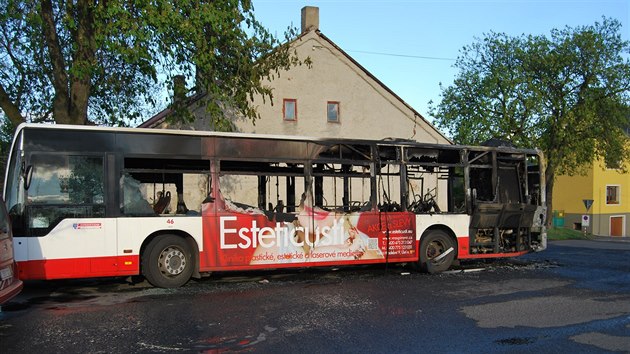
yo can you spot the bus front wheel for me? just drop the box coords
[419,230,455,274]
[142,235,193,288]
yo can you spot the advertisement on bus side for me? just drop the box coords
[201,196,417,268]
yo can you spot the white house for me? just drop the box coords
[141,7,449,146]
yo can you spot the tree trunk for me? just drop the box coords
[40,0,71,124]
[68,0,95,125]
[545,164,555,228]
[41,0,94,126]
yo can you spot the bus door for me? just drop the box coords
[19,153,115,279]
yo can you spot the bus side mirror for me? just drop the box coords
[24,165,33,190]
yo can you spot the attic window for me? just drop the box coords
[327,101,339,123]
[283,99,297,121]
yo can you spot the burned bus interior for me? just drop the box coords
[117,138,544,255]
[122,157,211,216]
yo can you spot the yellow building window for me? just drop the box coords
[606,185,620,205]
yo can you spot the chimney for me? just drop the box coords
[172,75,187,103]
[301,6,319,34]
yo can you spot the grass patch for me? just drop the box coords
[547,227,592,240]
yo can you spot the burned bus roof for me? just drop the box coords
[13,123,542,157]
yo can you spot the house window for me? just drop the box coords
[606,185,620,205]
[283,99,297,121]
[327,102,340,123]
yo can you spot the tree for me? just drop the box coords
[0,0,302,128]
[430,17,630,222]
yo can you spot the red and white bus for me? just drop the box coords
[0,198,23,304]
[4,124,546,287]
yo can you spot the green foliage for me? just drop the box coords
[430,17,630,178]
[0,0,302,129]
[67,156,103,204]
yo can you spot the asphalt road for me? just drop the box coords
[1,238,630,353]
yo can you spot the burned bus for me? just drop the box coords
[4,124,546,287]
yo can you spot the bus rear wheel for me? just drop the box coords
[142,235,193,288]
[419,230,455,274]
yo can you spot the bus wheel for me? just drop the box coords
[142,235,193,288]
[419,230,455,274]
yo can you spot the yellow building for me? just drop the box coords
[553,157,629,237]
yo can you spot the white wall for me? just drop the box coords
[238,31,449,144]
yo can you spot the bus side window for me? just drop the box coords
[314,163,372,212]
[378,163,403,212]
[470,168,495,202]
[449,167,466,213]
[26,154,106,236]
[28,155,104,205]
[120,173,155,216]
[182,173,211,215]
[218,160,306,220]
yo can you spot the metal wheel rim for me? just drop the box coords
[426,240,446,261]
[158,246,187,276]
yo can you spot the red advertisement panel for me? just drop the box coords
[200,192,417,270]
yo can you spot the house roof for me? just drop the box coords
[138,91,207,128]
[139,29,452,144]
[311,30,450,143]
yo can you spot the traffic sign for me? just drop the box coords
[583,199,594,211]
[582,215,590,227]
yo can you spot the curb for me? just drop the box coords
[594,236,630,243]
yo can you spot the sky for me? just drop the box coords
[251,0,630,122]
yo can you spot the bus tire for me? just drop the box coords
[142,234,193,288]
[419,230,455,274]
